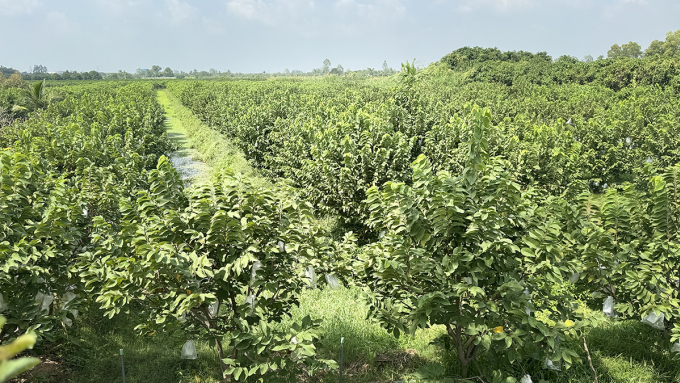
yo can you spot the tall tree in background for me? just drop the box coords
[32,65,47,74]
[162,67,174,77]
[607,41,642,58]
[322,58,331,74]
[150,65,162,77]
[646,39,665,56]
[645,30,680,57]
[4,72,26,88]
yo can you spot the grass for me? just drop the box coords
[156,89,269,188]
[30,288,680,383]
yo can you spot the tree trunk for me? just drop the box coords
[215,337,227,380]
[461,359,469,378]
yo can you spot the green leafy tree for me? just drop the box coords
[573,168,680,345]
[608,42,642,58]
[362,106,583,379]
[3,72,26,89]
[81,159,339,381]
[645,30,680,57]
[645,40,664,57]
[31,65,47,74]
[322,59,331,74]
[150,65,162,77]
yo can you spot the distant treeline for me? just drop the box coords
[440,30,680,91]
[0,66,103,81]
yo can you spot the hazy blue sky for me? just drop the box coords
[0,0,678,73]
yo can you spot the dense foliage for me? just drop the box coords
[5,43,680,381]
[441,46,680,91]
[167,63,680,238]
[81,160,343,381]
[362,107,585,379]
[0,82,171,344]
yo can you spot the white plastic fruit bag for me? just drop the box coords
[524,289,532,315]
[325,274,340,290]
[671,343,680,354]
[63,292,78,318]
[569,272,580,283]
[61,292,79,327]
[209,300,219,318]
[0,294,6,313]
[641,311,665,330]
[305,266,317,289]
[35,292,54,313]
[250,260,262,286]
[181,340,198,359]
[521,374,533,383]
[245,295,256,315]
[542,357,561,371]
[602,296,617,318]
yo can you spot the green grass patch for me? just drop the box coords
[157,90,269,188]
[27,289,680,383]
[60,305,222,383]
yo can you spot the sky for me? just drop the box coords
[0,0,678,73]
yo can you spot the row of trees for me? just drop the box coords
[106,60,398,79]
[0,65,102,81]
[608,30,680,59]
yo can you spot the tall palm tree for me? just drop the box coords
[12,80,49,113]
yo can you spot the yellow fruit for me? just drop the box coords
[186,289,191,295]
[493,326,504,333]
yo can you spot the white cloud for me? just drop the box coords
[334,0,406,22]
[202,17,225,34]
[96,0,145,13]
[604,0,648,18]
[226,0,316,27]
[45,11,77,35]
[0,0,40,16]
[224,0,407,37]
[443,0,537,13]
[163,0,199,25]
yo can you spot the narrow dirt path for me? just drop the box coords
[157,90,211,185]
